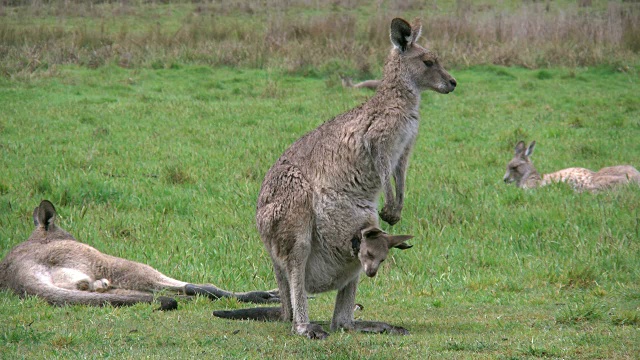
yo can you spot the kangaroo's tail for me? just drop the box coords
[213,307,282,321]
[17,279,177,310]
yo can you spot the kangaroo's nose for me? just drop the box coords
[449,79,457,87]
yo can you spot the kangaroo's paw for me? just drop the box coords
[352,320,409,335]
[238,289,280,304]
[295,323,329,340]
[379,206,401,225]
[155,296,178,311]
[93,279,110,293]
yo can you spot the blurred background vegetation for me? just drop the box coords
[1,0,639,78]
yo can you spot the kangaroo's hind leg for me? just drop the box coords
[107,256,278,303]
[272,261,292,321]
[330,277,358,331]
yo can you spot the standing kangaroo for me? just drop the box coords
[213,18,456,339]
[0,200,279,310]
[504,141,640,192]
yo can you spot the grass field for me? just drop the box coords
[1,0,640,358]
[1,63,639,358]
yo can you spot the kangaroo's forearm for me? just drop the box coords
[368,144,394,203]
[392,138,415,208]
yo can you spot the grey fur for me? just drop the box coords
[0,200,279,310]
[213,17,455,339]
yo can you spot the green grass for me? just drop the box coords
[0,64,639,358]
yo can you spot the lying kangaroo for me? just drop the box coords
[340,75,381,90]
[213,18,456,339]
[0,200,279,310]
[503,141,640,192]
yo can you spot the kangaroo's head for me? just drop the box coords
[503,141,538,187]
[387,17,456,94]
[30,200,75,242]
[357,226,413,278]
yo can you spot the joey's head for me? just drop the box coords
[503,141,537,188]
[356,226,413,278]
[387,18,456,94]
[30,200,75,242]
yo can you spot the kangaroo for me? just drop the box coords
[503,141,640,192]
[212,18,456,339]
[340,75,381,90]
[0,200,279,310]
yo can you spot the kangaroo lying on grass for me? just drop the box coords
[340,75,381,90]
[504,141,640,192]
[0,200,279,310]
[213,17,456,339]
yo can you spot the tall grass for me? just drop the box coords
[1,0,639,77]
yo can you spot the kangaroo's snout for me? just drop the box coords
[362,262,380,278]
[365,267,378,277]
[439,76,456,94]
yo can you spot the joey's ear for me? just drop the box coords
[390,18,413,52]
[362,226,385,239]
[386,235,414,250]
[35,200,57,231]
[514,141,526,155]
[525,141,536,157]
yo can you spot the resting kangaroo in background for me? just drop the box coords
[504,141,640,192]
[340,75,381,90]
[213,18,456,339]
[0,200,279,310]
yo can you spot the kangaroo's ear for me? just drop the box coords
[386,235,414,250]
[410,18,423,44]
[525,141,536,157]
[362,226,385,239]
[390,18,413,53]
[35,200,57,231]
[514,141,526,155]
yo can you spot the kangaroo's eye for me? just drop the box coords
[366,251,374,259]
[423,60,434,67]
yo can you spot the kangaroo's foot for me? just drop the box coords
[351,320,409,335]
[236,289,280,304]
[295,323,329,340]
[185,284,280,304]
[379,205,402,225]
